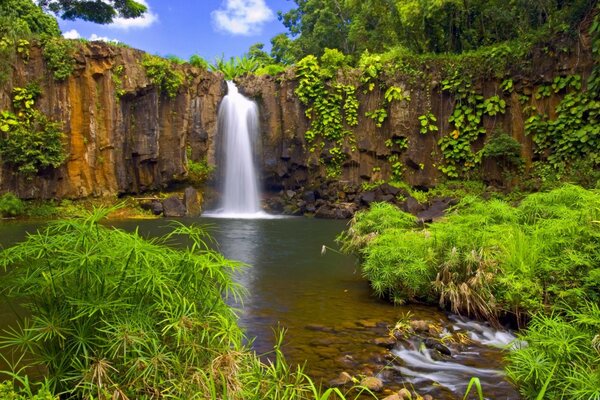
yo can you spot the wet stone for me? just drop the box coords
[359,376,384,392]
[329,371,353,387]
[373,337,397,348]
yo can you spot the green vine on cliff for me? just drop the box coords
[525,74,600,170]
[0,84,67,176]
[438,71,507,177]
[42,37,76,81]
[295,54,358,177]
[141,54,184,98]
[111,64,126,98]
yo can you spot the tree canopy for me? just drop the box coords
[0,0,60,38]
[37,0,147,24]
[275,0,597,60]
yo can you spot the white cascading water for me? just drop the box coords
[208,81,263,218]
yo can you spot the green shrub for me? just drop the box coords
[41,37,76,81]
[255,63,286,76]
[189,54,208,69]
[141,54,184,98]
[0,380,56,400]
[0,192,24,217]
[340,185,600,319]
[506,303,600,400]
[0,85,66,176]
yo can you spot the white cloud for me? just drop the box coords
[63,29,81,39]
[108,0,158,30]
[212,0,274,35]
[89,33,119,43]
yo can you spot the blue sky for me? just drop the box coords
[60,0,295,61]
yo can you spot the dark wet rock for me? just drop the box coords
[359,191,376,205]
[303,190,316,203]
[286,189,296,199]
[150,200,163,215]
[378,194,396,203]
[163,196,186,217]
[265,197,284,213]
[424,338,452,356]
[184,186,201,216]
[373,337,397,349]
[329,371,353,387]
[417,197,458,222]
[379,183,402,196]
[403,195,425,214]
[315,203,356,219]
[360,376,383,392]
[305,204,316,213]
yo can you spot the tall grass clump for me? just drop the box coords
[339,184,600,321]
[0,208,326,399]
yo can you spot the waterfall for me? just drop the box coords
[210,81,263,217]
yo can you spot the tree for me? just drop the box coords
[0,0,60,37]
[247,42,274,67]
[37,0,147,24]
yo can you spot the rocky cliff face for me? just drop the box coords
[0,41,224,199]
[0,37,593,202]
[236,40,593,193]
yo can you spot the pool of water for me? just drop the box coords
[0,216,520,399]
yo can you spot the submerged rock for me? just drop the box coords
[360,376,384,392]
[329,371,353,387]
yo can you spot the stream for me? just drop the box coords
[0,216,520,399]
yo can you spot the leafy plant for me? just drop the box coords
[189,54,209,69]
[41,37,76,81]
[418,112,438,135]
[141,54,184,98]
[0,85,66,176]
[0,192,24,217]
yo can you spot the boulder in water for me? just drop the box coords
[163,196,186,217]
[184,187,201,216]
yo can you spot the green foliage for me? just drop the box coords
[41,37,76,81]
[141,54,184,98]
[0,0,60,38]
[255,64,287,76]
[340,185,600,320]
[188,54,209,69]
[507,303,600,400]
[40,0,147,24]
[278,0,594,58]
[111,63,125,97]
[438,72,507,177]
[186,148,214,184]
[295,55,359,176]
[525,74,600,170]
[0,85,66,176]
[418,112,438,135]
[210,55,258,80]
[0,192,25,217]
[0,380,56,399]
[319,48,348,77]
[481,130,523,169]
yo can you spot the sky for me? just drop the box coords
[59,0,296,61]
